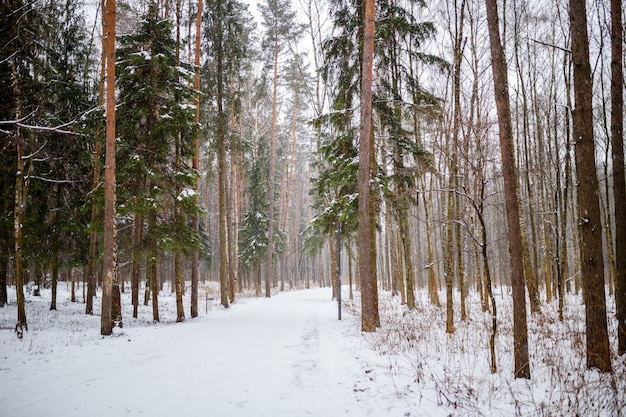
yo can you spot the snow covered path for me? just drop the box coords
[1,288,420,417]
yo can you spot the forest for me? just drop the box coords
[1,0,625,409]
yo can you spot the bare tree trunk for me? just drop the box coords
[190,0,204,319]
[175,250,185,322]
[215,0,229,309]
[101,0,117,336]
[358,0,378,332]
[484,0,530,379]
[609,0,626,356]
[149,240,159,322]
[12,87,27,331]
[50,258,58,311]
[569,0,611,372]
[422,177,440,307]
[86,0,107,316]
[266,29,281,299]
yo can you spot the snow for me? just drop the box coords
[177,187,197,201]
[1,285,624,417]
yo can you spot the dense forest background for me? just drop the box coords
[1,0,624,379]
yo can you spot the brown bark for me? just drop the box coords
[610,0,626,356]
[100,0,117,336]
[569,0,611,372]
[358,0,378,332]
[484,0,530,379]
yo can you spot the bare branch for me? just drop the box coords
[529,37,571,54]
[22,140,47,160]
[26,176,81,184]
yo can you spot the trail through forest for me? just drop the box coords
[0,287,440,417]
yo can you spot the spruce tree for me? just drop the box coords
[117,1,200,322]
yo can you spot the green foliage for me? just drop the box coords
[238,139,285,269]
[0,0,97,268]
[308,0,443,251]
[116,1,201,256]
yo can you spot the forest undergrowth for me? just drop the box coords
[344,288,625,417]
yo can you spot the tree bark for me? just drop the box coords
[358,0,378,332]
[610,0,626,356]
[215,0,230,309]
[100,0,117,336]
[569,0,611,372]
[484,0,530,379]
[50,258,58,311]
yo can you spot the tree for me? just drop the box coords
[569,0,611,372]
[358,0,377,332]
[205,0,254,306]
[610,0,625,356]
[191,0,204,318]
[38,0,96,312]
[1,0,50,332]
[259,0,304,297]
[117,1,201,322]
[484,0,530,379]
[101,0,117,336]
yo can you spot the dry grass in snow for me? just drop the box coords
[343,288,625,417]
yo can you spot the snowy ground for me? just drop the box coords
[1,283,624,417]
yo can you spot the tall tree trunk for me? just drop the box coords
[86,0,107,316]
[216,0,229,308]
[101,0,117,336]
[11,54,27,331]
[484,0,530,379]
[228,103,238,303]
[358,0,378,332]
[610,0,626,356]
[569,0,611,372]
[190,0,203,319]
[266,30,280,299]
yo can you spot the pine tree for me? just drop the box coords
[204,0,255,305]
[258,0,304,297]
[101,0,117,336]
[315,0,440,326]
